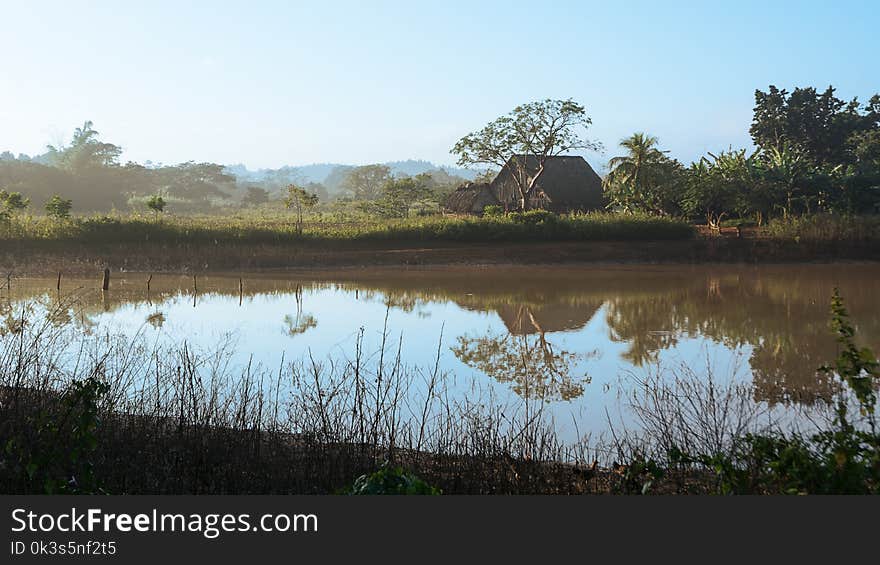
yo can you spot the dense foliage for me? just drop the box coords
[603,85,880,227]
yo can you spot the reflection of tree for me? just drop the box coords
[749,334,839,404]
[452,322,589,401]
[284,313,317,336]
[284,285,317,336]
[605,297,681,366]
[354,288,422,313]
[146,312,166,329]
[603,272,880,406]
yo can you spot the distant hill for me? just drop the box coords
[225,160,479,187]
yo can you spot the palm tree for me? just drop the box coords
[603,133,671,213]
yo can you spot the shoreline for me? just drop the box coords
[3,237,879,276]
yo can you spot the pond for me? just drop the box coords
[4,263,879,442]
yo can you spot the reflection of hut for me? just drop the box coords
[496,302,602,335]
[443,182,499,214]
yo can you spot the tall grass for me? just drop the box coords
[0,211,694,245]
[3,291,876,494]
[764,214,880,242]
[0,299,603,494]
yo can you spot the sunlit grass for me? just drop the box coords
[764,214,880,242]
[0,211,695,245]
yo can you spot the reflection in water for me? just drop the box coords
[283,284,318,337]
[452,330,588,401]
[146,312,165,329]
[453,304,595,400]
[4,265,879,412]
[284,313,317,336]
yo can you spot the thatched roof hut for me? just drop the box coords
[443,182,499,214]
[491,155,603,212]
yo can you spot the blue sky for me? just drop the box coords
[1,0,877,171]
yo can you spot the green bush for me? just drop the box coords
[347,466,440,495]
[509,209,556,225]
[4,375,109,494]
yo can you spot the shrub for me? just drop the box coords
[347,466,441,495]
[44,194,73,220]
[509,209,556,225]
[4,375,109,494]
[146,194,167,217]
[482,204,505,217]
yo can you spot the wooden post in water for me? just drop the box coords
[56,271,62,292]
[101,268,110,291]
[147,274,152,293]
[239,277,243,307]
[192,275,198,307]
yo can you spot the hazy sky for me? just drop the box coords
[1,0,878,171]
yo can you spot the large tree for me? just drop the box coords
[153,162,235,201]
[451,99,601,211]
[750,85,880,168]
[341,164,391,200]
[46,120,122,172]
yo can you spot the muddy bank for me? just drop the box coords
[2,238,878,276]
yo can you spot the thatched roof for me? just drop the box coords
[443,182,498,214]
[491,155,603,211]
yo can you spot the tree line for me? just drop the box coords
[4,86,877,223]
[0,121,468,217]
[450,87,879,223]
[602,86,880,227]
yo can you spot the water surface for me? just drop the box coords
[5,264,879,440]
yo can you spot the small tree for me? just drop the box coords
[681,151,750,231]
[285,184,318,235]
[44,194,73,220]
[451,99,601,211]
[146,194,166,219]
[0,189,30,220]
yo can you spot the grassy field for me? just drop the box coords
[2,212,878,276]
[0,210,695,245]
[5,210,879,246]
